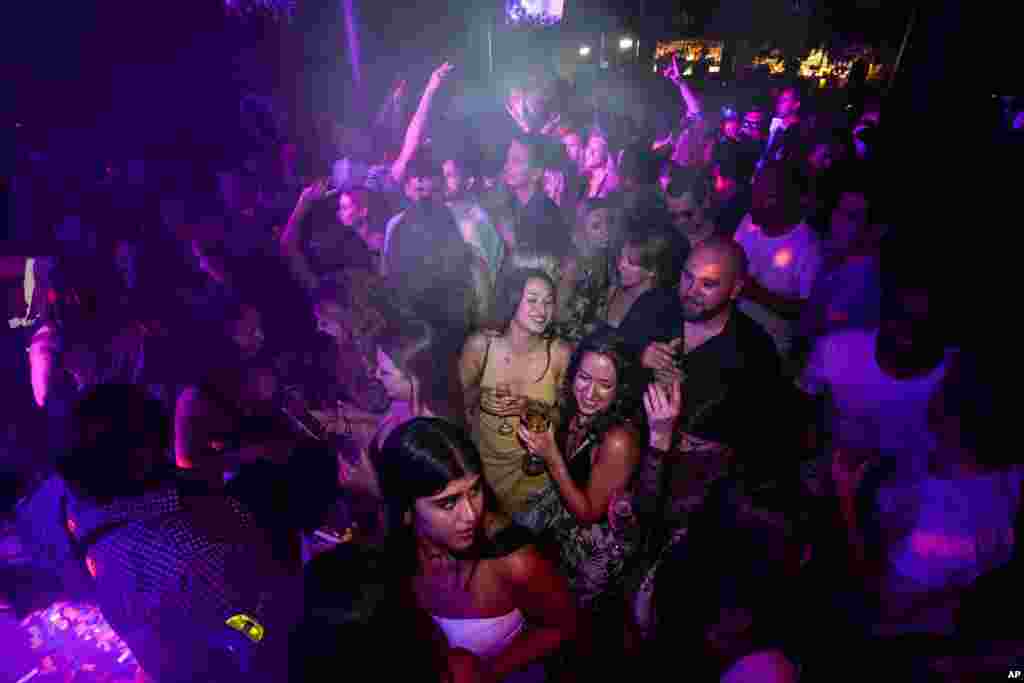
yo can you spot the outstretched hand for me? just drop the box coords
[298,178,338,207]
[644,379,682,446]
[428,62,455,92]
[662,54,682,84]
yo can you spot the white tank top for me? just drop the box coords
[431,609,525,660]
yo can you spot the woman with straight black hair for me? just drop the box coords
[374,417,577,682]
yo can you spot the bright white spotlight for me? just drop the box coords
[619,37,633,51]
[579,45,591,57]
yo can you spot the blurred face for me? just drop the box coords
[245,366,278,405]
[315,301,346,341]
[357,224,384,253]
[584,136,609,172]
[679,248,740,322]
[562,133,583,166]
[573,352,619,417]
[376,347,413,402]
[742,111,766,141]
[514,277,555,334]
[722,118,741,140]
[666,192,705,235]
[618,244,655,289]
[404,174,435,202]
[232,306,265,356]
[543,170,566,206]
[580,208,612,250]
[443,160,464,199]
[750,169,797,228]
[504,140,540,192]
[879,289,939,359]
[414,474,485,552]
[712,166,737,197]
[776,89,800,119]
[807,143,835,174]
[337,192,368,227]
[827,192,870,253]
[857,110,881,130]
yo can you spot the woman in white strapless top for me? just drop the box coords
[373,418,577,682]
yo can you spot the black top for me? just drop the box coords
[515,189,571,260]
[617,287,681,358]
[621,303,783,449]
[712,186,752,236]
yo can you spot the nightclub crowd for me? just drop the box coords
[1,51,1018,682]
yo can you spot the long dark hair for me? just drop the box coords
[374,418,488,576]
[376,316,465,428]
[621,224,681,289]
[494,267,557,331]
[491,267,557,385]
[555,328,644,455]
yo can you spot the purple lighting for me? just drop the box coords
[223,0,296,20]
[342,0,362,89]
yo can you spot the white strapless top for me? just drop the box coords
[432,609,525,660]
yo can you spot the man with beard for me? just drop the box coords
[639,237,783,455]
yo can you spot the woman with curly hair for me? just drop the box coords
[515,329,644,609]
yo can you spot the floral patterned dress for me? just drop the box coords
[524,423,645,615]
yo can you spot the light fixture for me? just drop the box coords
[619,37,633,51]
[579,45,591,57]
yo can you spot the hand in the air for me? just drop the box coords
[644,379,682,444]
[662,54,682,83]
[298,178,338,208]
[428,62,455,92]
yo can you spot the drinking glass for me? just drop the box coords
[495,383,515,436]
[521,400,551,476]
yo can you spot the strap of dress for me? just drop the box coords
[476,335,493,387]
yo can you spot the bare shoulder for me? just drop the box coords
[599,423,643,460]
[722,650,797,683]
[491,543,551,587]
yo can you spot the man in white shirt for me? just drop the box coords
[734,162,823,359]
[799,274,953,481]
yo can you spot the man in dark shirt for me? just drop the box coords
[635,237,783,454]
[503,133,570,259]
[12,384,300,682]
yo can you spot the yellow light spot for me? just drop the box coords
[226,614,265,643]
[773,248,793,268]
[85,556,98,578]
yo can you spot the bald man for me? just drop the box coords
[637,236,783,455]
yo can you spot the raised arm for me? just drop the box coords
[28,322,60,408]
[662,54,702,117]
[390,63,454,185]
[279,180,336,291]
